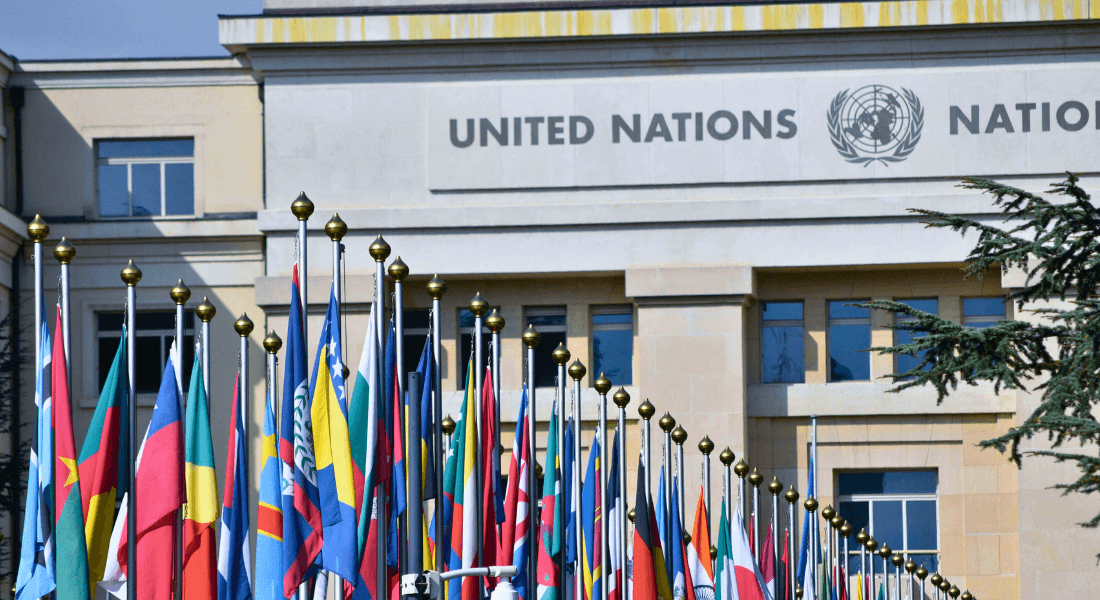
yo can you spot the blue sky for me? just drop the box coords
[0,0,262,60]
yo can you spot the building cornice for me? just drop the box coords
[220,0,1095,50]
[10,56,260,89]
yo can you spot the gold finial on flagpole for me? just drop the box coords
[734,458,749,478]
[658,412,675,432]
[840,521,853,537]
[905,559,916,573]
[769,477,783,495]
[522,325,541,348]
[613,387,630,408]
[469,292,489,318]
[197,297,216,322]
[170,279,191,305]
[27,214,50,242]
[821,504,836,521]
[369,235,391,262]
[857,528,869,545]
[551,343,570,366]
[568,359,586,381]
[234,314,254,337]
[627,508,635,523]
[291,192,315,220]
[325,213,347,241]
[830,514,844,529]
[638,398,654,420]
[264,330,283,354]
[916,566,928,580]
[594,372,612,395]
[486,309,505,334]
[53,237,75,264]
[698,435,714,455]
[865,537,878,552]
[388,257,409,282]
[671,424,687,445]
[427,274,447,299]
[748,467,763,487]
[719,447,735,466]
[120,260,142,286]
[804,495,818,513]
[948,585,960,598]
[441,415,456,436]
[785,485,799,504]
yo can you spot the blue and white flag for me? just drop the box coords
[797,418,818,600]
[218,374,252,600]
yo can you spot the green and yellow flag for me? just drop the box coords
[183,355,218,599]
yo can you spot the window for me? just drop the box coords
[591,306,633,386]
[838,470,939,574]
[403,310,431,375]
[98,311,194,394]
[963,297,1005,329]
[97,138,195,217]
[896,299,937,375]
[760,301,804,383]
[526,307,566,388]
[458,308,493,388]
[829,301,871,381]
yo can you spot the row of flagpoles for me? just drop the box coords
[13,201,980,600]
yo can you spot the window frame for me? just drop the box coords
[759,300,805,384]
[590,304,634,386]
[894,298,938,375]
[95,309,195,399]
[962,296,1006,328]
[525,306,568,389]
[837,469,940,572]
[95,137,195,218]
[827,299,872,382]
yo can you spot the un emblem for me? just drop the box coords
[827,85,924,166]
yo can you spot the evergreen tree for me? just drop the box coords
[861,173,1100,531]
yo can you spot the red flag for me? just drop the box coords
[481,367,499,588]
[632,457,657,600]
[761,524,775,597]
[782,530,790,600]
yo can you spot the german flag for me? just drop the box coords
[633,457,657,600]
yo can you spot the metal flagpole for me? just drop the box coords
[265,331,282,417]
[804,496,819,600]
[470,293,488,572]
[53,238,74,373]
[370,235,390,600]
[552,342,571,587]
[171,279,191,600]
[842,522,853,600]
[892,554,903,600]
[698,437,713,544]
[719,448,735,542]
[857,529,869,598]
[821,507,834,600]
[487,308,505,510]
[769,478,782,600]
[866,538,878,600]
[905,559,916,600]
[916,567,928,600]
[749,468,763,559]
[568,360,586,600]
[428,275,448,572]
[442,415,456,458]
[734,460,748,534]
[292,194,314,345]
[638,399,655,502]
[197,298,215,399]
[877,546,891,600]
[407,372,424,584]
[522,326,541,598]
[658,413,675,532]
[672,426,687,529]
[389,257,407,405]
[785,486,800,600]
[120,258,141,600]
[594,374,612,600]
[830,513,843,599]
[612,387,631,596]
[235,314,253,479]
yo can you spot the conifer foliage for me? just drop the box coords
[861,174,1100,528]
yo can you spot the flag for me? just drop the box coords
[443,358,478,600]
[385,320,404,576]
[686,488,713,600]
[606,430,622,600]
[183,353,218,600]
[798,422,817,600]
[781,530,790,600]
[580,430,601,600]
[669,479,689,600]
[731,503,773,600]
[16,318,55,600]
[416,333,437,501]
[713,499,737,600]
[350,309,382,600]
[78,325,128,585]
[219,374,253,600]
[280,265,323,597]
[535,401,561,600]
[761,525,775,598]
[481,366,500,586]
[656,466,668,583]
[256,373,283,600]
[103,347,185,600]
[631,456,656,600]
[501,385,531,600]
[562,417,576,570]
[52,308,91,600]
[310,287,358,581]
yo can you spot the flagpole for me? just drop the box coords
[785,486,799,600]
[487,309,505,508]
[658,413,674,536]
[470,293,488,572]
[235,313,254,481]
[197,298,215,398]
[568,360,586,600]
[719,448,734,546]
[594,374,612,600]
[52,237,73,373]
[821,506,834,600]
[390,257,407,404]
[551,342,570,586]
[749,468,762,559]
[612,387,631,598]
[831,513,843,600]
[769,478,781,598]
[291,194,314,343]
[370,235,390,600]
[671,425,686,528]
[916,567,928,600]
[522,326,541,598]
[442,415,456,452]
[876,545,890,600]
[120,259,142,600]
[428,275,448,572]
[733,460,748,537]
[866,538,878,600]
[891,553,903,600]
[905,558,915,600]
[171,280,191,600]
[698,436,713,547]
[265,330,282,423]
[638,399,654,503]
[408,372,424,580]
[804,496,818,600]
[856,529,868,598]
[29,215,46,383]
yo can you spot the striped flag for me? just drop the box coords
[731,501,773,600]
[501,385,531,600]
[255,374,283,600]
[669,478,692,600]
[77,326,128,586]
[219,374,252,600]
[686,488,714,600]
[15,318,55,600]
[443,358,478,600]
[714,498,737,600]
[309,287,358,582]
[761,524,776,598]
[481,366,499,586]
[350,309,381,600]
[280,265,323,597]
[52,307,90,600]
[183,353,218,600]
[631,455,655,600]
[535,402,561,600]
[580,431,602,600]
[606,430,622,600]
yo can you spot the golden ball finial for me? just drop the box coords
[442,415,456,436]
[878,544,892,558]
[830,514,844,529]
[671,425,687,445]
[891,554,904,567]
[627,508,636,523]
[905,559,916,573]
[916,566,928,580]
[469,292,489,318]
[938,580,950,592]
[196,297,216,322]
[534,462,543,479]
[342,364,350,380]
[264,330,283,353]
[638,398,655,420]
[53,237,75,264]
[710,545,717,560]
[698,435,714,455]
[120,260,142,286]
[821,505,836,520]
[369,235,391,262]
[27,214,49,242]
[804,495,819,512]
[427,275,447,300]
[613,387,631,408]
[658,412,676,432]
[748,468,764,487]
[840,521,853,536]
[768,477,783,495]
[522,325,541,348]
[568,359,586,381]
[960,591,972,600]
[551,343,570,366]
[325,213,347,241]
[388,257,409,282]
[594,372,612,395]
[865,537,878,552]
[785,486,800,504]
[856,528,869,544]
[682,531,691,544]
[929,573,943,587]
[734,458,749,478]
[291,192,315,220]
[795,586,803,600]
[234,313,254,337]
[948,585,960,599]
[486,309,505,334]
[170,279,191,305]
[719,447,735,466]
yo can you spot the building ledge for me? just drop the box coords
[10,56,259,89]
[748,380,1015,417]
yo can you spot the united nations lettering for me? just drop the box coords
[827,85,923,166]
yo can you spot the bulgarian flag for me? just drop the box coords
[183,354,218,600]
[52,307,91,600]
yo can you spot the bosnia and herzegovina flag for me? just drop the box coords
[255,362,283,600]
[183,353,218,600]
[581,430,602,600]
[535,402,561,600]
[443,358,478,600]
[309,286,358,582]
[280,265,323,598]
[77,323,127,586]
[52,307,91,600]
[219,374,252,600]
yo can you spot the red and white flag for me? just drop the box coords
[760,524,775,598]
[731,505,773,600]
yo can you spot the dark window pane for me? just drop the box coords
[829,301,869,320]
[164,163,194,215]
[458,332,492,390]
[829,323,870,381]
[532,331,566,388]
[135,312,176,330]
[527,312,566,328]
[839,500,870,545]
[762,301,803,321]
[882,471,937,495]
[592,328,632,385]
[908,553,938,574]
[98,337,121,390]
[896,328,930,374]
[135,336,163,393]
[98,164,129,217]
[405,310,431,330]
[132,163,161,216]
[899,299,937,315]
[593,312,631,326]
[98,138,193,158]
[99,313,125,332]
[762,324,804,383]
[839,472,886,495]
[163,335,196,392]
[460,309,475,329]
[963,297,1005,318]
[906,501,938,550]
[404,333,430,381]
[872,500,903,550]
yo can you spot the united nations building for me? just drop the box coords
[1,0,1098,599]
